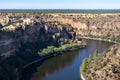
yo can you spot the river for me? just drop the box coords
[20,39,114,80]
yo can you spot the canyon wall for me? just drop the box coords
[0,13,120,58]
[48,13,120,37]
[0,13,76,58]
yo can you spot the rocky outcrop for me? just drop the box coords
[0,15,76,58]
[0,13,120,58]
[51,14,120,38]
[0,23,2,28]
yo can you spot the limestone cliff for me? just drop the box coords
[0,13,120,58]
[0,13,76,58]
[49,13,120,38]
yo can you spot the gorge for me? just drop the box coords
[0,11,120,80]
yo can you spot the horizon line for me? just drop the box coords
[0,8,120,10]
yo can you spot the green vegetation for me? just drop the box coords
[114,36,120,42]
[38,42,86,56]
[80,44,120,80]
[80,49,104,77]
[94,49,98,58]
[87,54,93,63]
[80,58,88,72]
[0,9,120,13]
[80,48,112,79]
[85,34,120,43]
[87,77,92,80]
[80,54,93,74]
[0,41,86,80]
[0,53,39,80]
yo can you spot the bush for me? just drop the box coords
[38,42,86,56]
[80,58,88,72]
[112,48,117,54]
[94,49,98,58]
[87,77,92,80]
[87,54,92,63]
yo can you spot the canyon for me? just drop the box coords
[0,13,120,58]
[0,12,120,80]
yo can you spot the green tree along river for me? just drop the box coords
[21,39,114,80]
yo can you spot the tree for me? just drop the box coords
[87,77,92,80]
[88,54,93,63]
[80,58,88,72]
[94,49,98,58]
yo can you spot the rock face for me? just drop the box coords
[51,14,120,37]
[0,13,120,58]
[0,23,2,28]
[0,13,76,58]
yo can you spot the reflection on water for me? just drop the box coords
[31,50,79,80]
[21,39,114,80]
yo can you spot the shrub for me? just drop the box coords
[80,58,88,72]
[87,77,92,80]
[94,49,98,58]
[112,48,117,54]
[87,54,93,63]
[38,42,86,56]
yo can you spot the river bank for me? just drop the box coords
[19,37,114,80]
[81,37,117,43]
[16,42,87,80]
[80,38,117,80]
[17,42,87,80]
[21,39,114,80]
[80,37,118,80]
[81,74,86,80]
[80,43,120,80]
